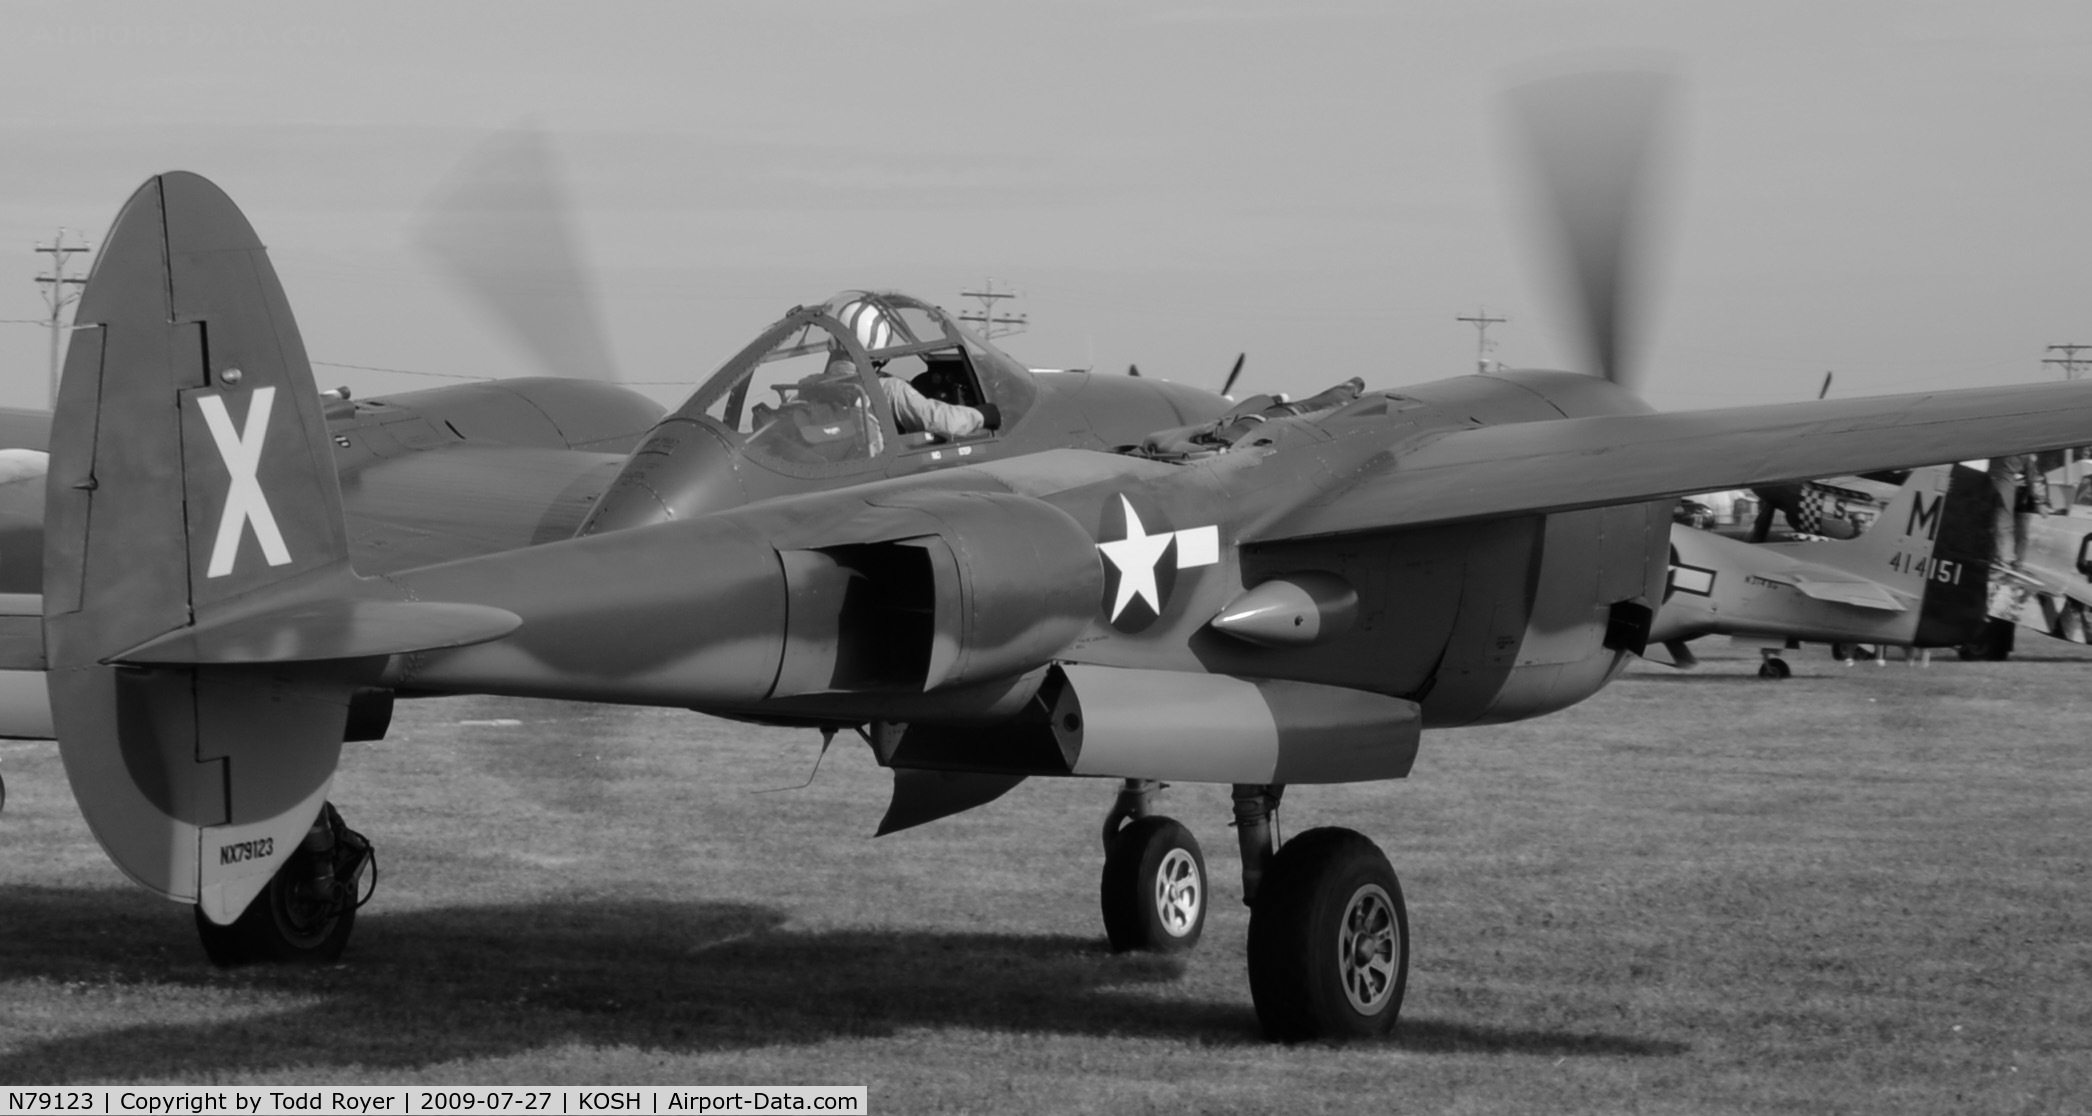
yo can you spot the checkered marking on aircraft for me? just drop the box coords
[1096,495,1219,622]
[197,387,291,578]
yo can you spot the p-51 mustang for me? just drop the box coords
[1652,464,1998,677]
[30,147,2092,1043]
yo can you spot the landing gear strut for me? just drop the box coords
[1093,781,1411,1039]
[1099,779,1206,952]
[196,802,374,966]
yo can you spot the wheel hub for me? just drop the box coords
[1337,883,1399,1013]
[1153,847,1202,936]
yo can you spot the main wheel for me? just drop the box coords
[195,805,370,967]
[1101,816,1206,953]
[1247,827,1408,1042]
[1957,618,2016,661]
[196,869,358,967]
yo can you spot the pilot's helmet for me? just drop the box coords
[834,298,896,356]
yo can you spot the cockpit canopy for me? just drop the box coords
[677,291,1036,473]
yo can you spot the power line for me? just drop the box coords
[959,278,1027,340]
[312,360,491,382]
[1455,307,1506,374]
[35,229,90,407]
[2043,343,2092,380]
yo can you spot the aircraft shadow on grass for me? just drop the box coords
[0,888,1682,1080]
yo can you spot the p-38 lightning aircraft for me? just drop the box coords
[28,73,2092,1042]
[0,289,1227,725]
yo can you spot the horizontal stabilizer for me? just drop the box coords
[112,598,521,666]
[1784,575,1907,612]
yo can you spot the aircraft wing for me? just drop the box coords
[1258,380,2092,541]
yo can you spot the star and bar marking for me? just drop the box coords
[1095,495,1219,622]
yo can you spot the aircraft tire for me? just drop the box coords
[1247,827,1408,1043]
[1101,816,1206,953]
[1956,619,2016,662]
[1757,658,1791,680]
[193,853,359,967]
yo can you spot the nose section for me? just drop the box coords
[580,418,746,534]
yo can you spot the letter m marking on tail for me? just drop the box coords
[1906,490,1943,542]
[197,387,291,578]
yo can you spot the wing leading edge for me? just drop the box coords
[1257,379,2092,542]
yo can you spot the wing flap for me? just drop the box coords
[1784,575,1907,612]
[1256,380,2092,541]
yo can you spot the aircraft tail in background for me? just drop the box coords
[1653,464,1998,659]
[1780,463,1996,644]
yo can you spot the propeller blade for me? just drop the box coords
[1818,371,1835,399]
[415,126,622,383]
[1220,352,1246,398]
[1127,363,1142,378]
[1508,67,1678,393]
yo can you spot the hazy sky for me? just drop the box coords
[1,0,2088,413]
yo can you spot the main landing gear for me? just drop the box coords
[196,803,375,966]
[1100,780,1207,952]
[1096,780,1410,1041]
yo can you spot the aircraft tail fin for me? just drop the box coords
[1784,463,1997,642]
[44,172,367,922]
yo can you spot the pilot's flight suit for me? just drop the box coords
[881,375,987,440]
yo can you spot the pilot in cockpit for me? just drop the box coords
[822,352,999,443]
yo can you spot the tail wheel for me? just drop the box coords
[1101,816,1206,953]
[1247,827,1408,1042]
[1757,658,1791,679]
[196,803,373,967]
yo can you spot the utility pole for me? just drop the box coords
[2044,343,2092,381]
[959,278,1027,340]
[1455,307,1506,374]
[36,229,91,407]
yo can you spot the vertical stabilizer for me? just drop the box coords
[45,173,364,921]
[1783,464,1997,644]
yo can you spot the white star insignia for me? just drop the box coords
[1098,496,1175,621]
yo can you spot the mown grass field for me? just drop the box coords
[3,642,2089,1113]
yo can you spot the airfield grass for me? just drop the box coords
[3,643,2090,1113]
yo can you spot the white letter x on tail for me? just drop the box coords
[197,387,291,578]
